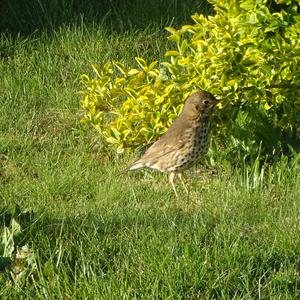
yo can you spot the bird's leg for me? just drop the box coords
[178,173,189,195]
[169,172,178,198]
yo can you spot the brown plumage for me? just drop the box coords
[127,90,219,197]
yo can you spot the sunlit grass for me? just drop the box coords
[1,1,300,298]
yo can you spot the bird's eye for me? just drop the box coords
[204,100,210,106]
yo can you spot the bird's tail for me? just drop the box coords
[118,160,144,175]
[96,160,145,185]
[127,161,145,171]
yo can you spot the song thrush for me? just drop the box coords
[126,90,219,197]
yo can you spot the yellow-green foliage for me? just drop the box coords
[80,0,300,153]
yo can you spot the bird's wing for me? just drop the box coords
[127,135,186,171]
[143,137,185,159]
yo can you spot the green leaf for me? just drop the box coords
[128,69,140,76]
[114,62,127,75]
[92,64,102,77]
[240,0,256,10]
[106,137,118,144]
[135,57,148,69]
[165,26,177,34]
[11,219,21,237]
[165,50,180,57]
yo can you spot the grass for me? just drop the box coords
[1,1,300,298]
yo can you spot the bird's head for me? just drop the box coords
[183,90,219,117]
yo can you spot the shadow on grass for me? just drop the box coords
[1,203,300,297]
[0,0,213,36]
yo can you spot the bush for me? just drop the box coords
[80,0,300,158]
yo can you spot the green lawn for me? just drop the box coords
[1,1,300,298]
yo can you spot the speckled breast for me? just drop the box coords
[170,124,211,172]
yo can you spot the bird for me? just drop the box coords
[125,90,220,197]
